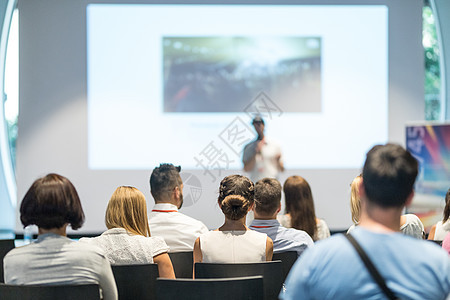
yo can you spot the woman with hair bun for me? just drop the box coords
[193,175,273,264]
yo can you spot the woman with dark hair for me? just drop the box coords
[80,186,175,278]
[278,175,330,241]
[428,188,450,241]
[4,173,117,300]
[193,175,273,264]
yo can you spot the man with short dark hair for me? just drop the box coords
[250,178,313,256]
[282,144,450,299]
[149,163,208,252]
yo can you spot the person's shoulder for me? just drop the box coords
[4,243,33,259]
[245,229,269,241]
[283,226,313,240]
[177,211,208,229]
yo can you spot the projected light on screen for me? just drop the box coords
[163,36,321,113]
[87,4,388,170]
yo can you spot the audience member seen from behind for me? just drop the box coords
[250,178,313,257]
[347,175,425,239]
[194,175,273,264]
[149,163,208,252]
[278,176,330,241]
[428,188,450,241]
[3,173,118,300]
[347,174,362,234]
[282,144,450,300]
[80,186,175,278]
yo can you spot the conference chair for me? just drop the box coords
[272,251,298,282]
[156,276,264,300]
[0,283,100,300]
[0,239,15,283]
[194,261,283,300]
[168,251,193,278]
[111,263,159,300]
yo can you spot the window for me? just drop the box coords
[423,1,442,121]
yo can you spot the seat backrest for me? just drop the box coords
[168,251,193,278]
[0,239,15,283]
[156,276,264,300]
[0,283,100,300]
[272,251,298,282]
[111,263,159,300]
[195,261,282,300]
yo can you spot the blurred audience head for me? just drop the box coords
[20,173,84,230]
[218,175,254,220]
[105,186,151,237]
[362,144,418,208]
[283,175,317,239]
[443,188,450,223]
[150,163,183,207]
[350,174,363,224]
[254,178,282,218]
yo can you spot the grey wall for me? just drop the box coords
[16,0,424,234]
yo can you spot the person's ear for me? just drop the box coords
[173,186,180,200]
[276,202,281,214]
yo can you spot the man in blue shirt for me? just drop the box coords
[250,178,314,256]
[282,144,450,300]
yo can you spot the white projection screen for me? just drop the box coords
[17,0,424,234]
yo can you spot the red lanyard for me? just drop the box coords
[152,209,178,213]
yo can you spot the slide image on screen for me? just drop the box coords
[163,36,321,113]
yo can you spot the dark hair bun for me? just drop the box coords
[221,195,249,220]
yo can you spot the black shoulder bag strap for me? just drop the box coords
[345,233,399,300]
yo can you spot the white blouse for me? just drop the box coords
[199,230,267,263]
[80,228,169,265]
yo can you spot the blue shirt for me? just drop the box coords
[281,227,450,300]
[249,219,314,256]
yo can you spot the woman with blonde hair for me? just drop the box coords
[347,175,362,233]
[348,174,425,238]
[278,175,330,241]
[193,175,273,264]
[80,186,175,278]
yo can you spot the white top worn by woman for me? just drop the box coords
[199,230,267,263]
[4,233,117,300]
[434,220,450,241]
[277,214,331,241]
[80,228,169,265]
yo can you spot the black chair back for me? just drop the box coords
[0,283,100,300]
[156,276,263,300]
[272,251,298,282]
[111,263,159,300]
[0,239,15,283]
[195,261,282,300]
[168,251,193,278]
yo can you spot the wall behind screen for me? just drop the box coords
[17,0,424,234]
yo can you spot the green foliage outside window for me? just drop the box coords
[423,2,442,120]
